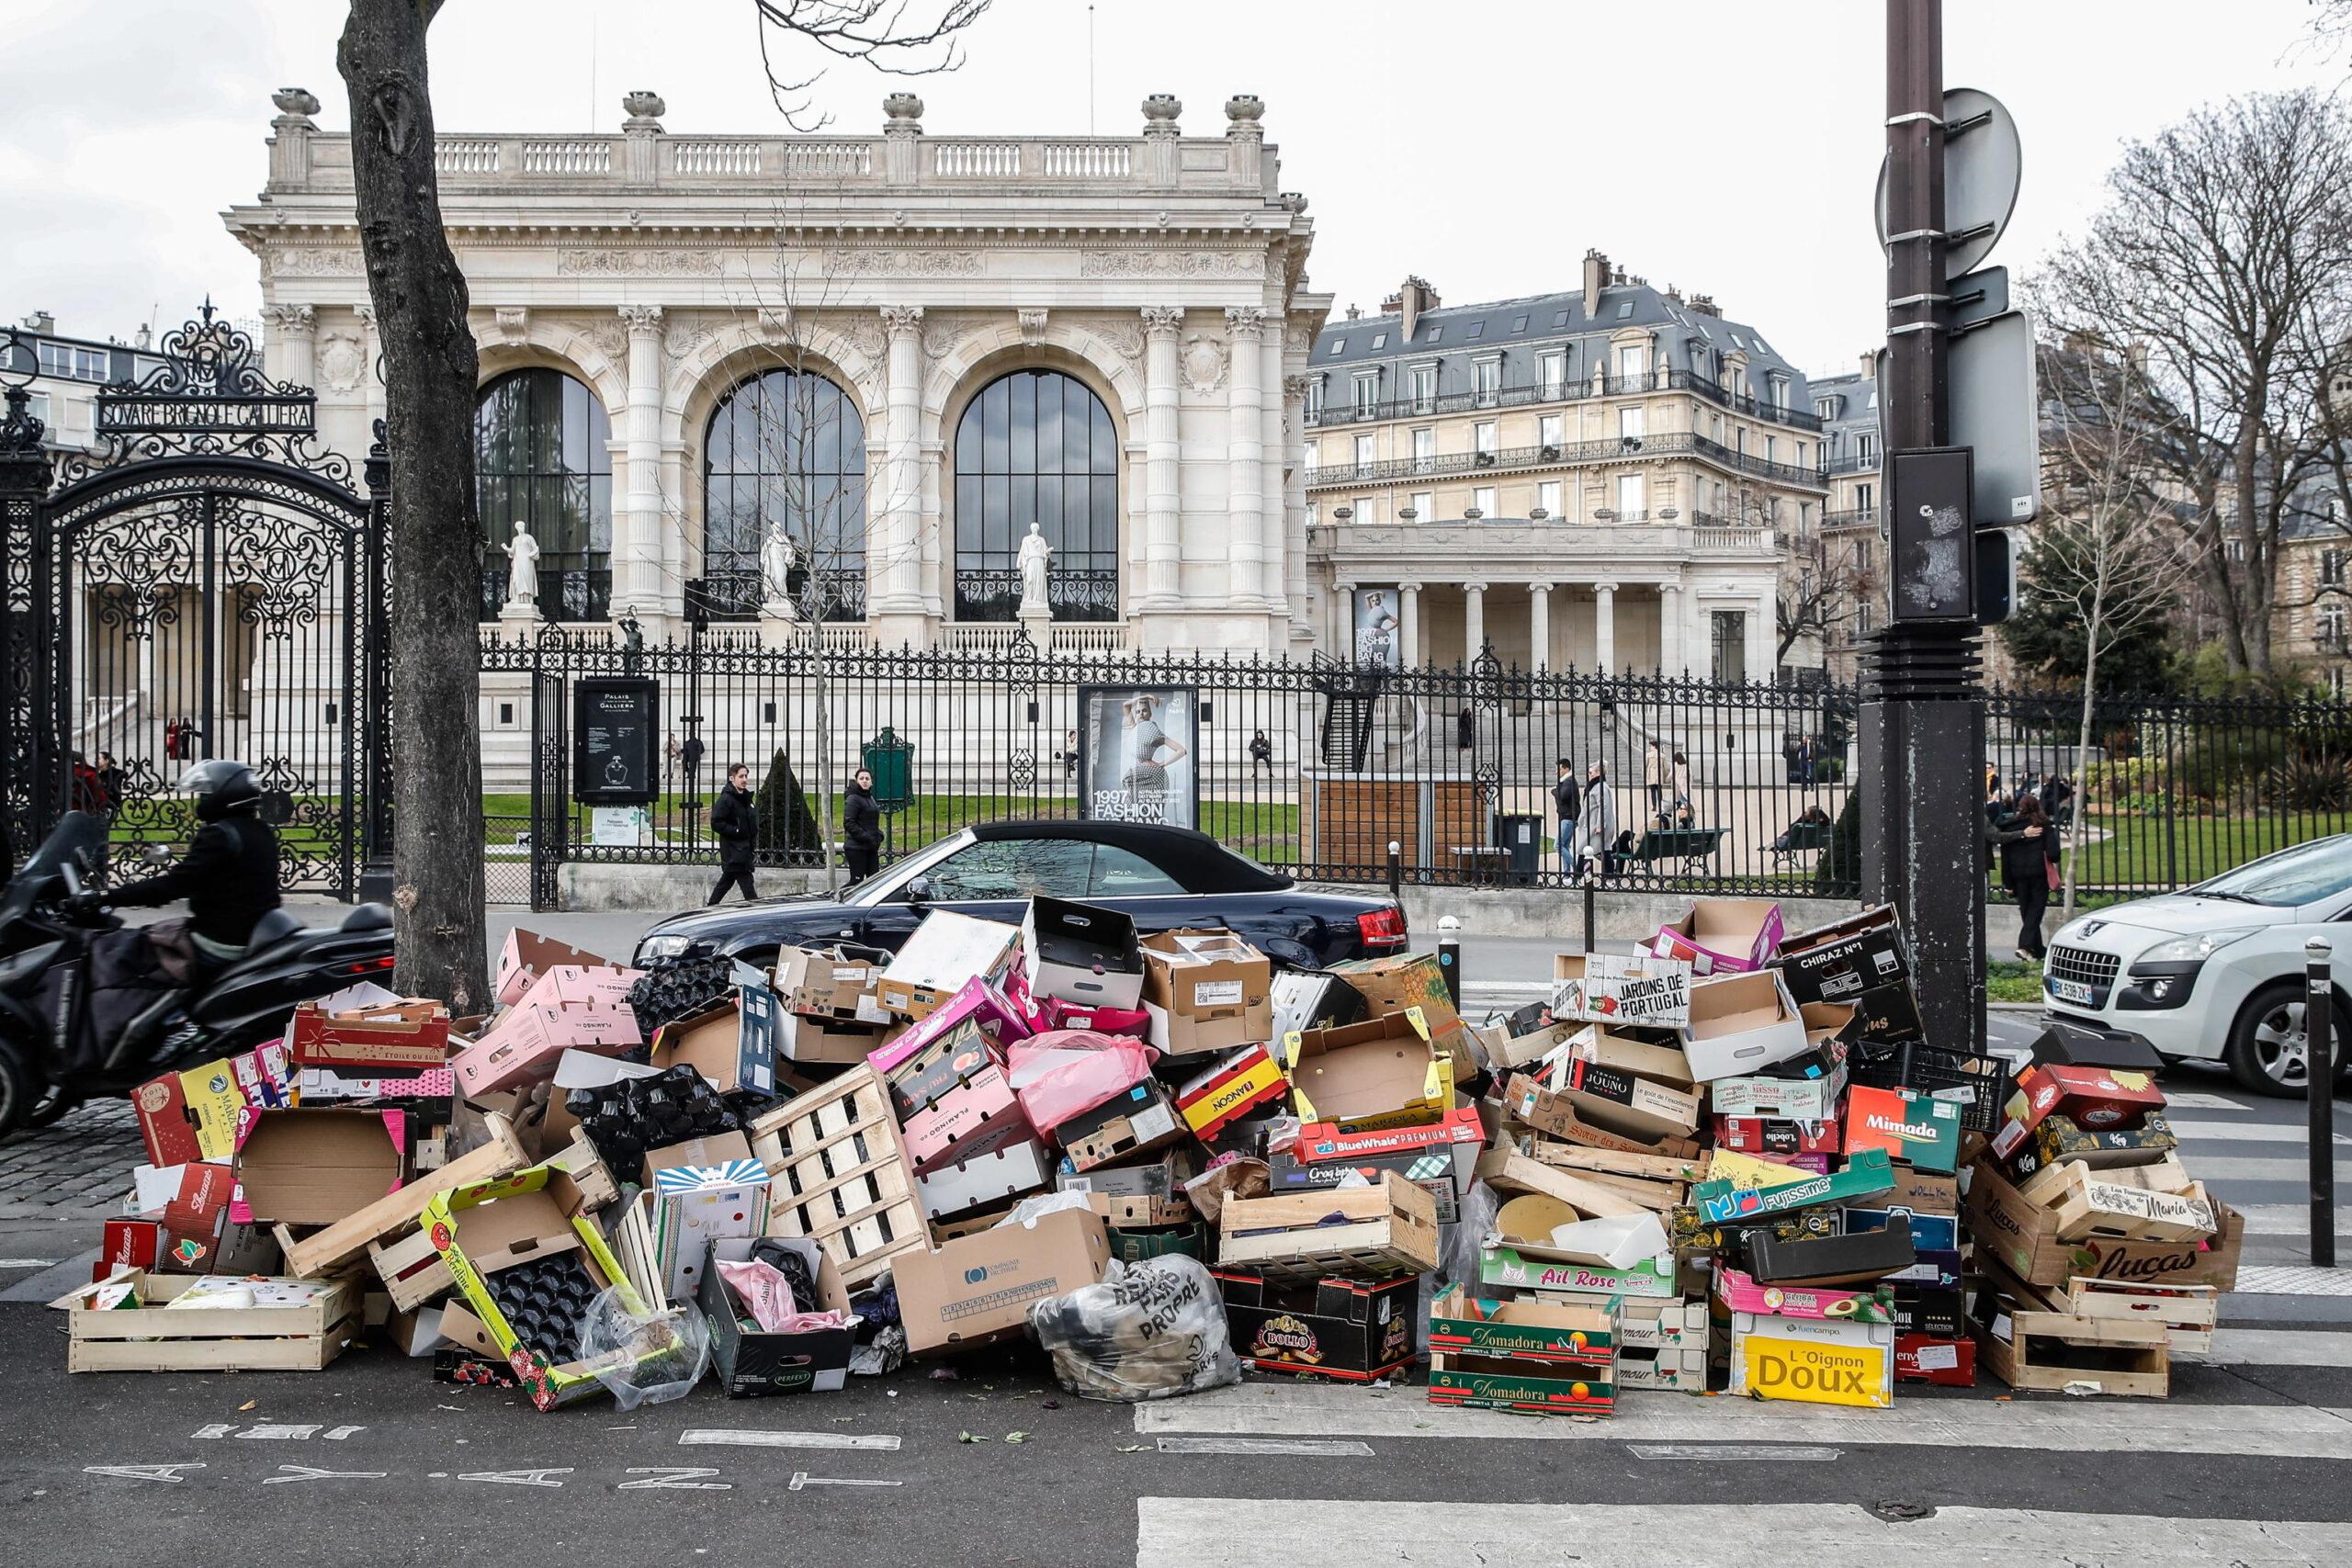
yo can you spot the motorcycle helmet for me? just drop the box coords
[178,759,263,823]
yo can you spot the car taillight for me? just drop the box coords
[1357,906,1408,950]
[334,955,398,976]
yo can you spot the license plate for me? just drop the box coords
[2047,977,2094,1006]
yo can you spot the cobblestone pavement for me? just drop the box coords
[0,1100,137,1220]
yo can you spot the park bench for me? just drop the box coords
[1768,819,1834,870]
[1624,826,1727,872]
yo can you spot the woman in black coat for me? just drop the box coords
[1998,794,2061,962]
[843,767,884,884]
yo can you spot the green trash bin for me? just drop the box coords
[861,727,914,811]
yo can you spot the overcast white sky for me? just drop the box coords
[2,0,2340,380]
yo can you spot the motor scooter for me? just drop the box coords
[0,812,396,1138]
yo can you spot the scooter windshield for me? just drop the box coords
[16,811,104,887]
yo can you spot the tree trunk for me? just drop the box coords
[337,0,489,1012]
[2063,615,2101,928]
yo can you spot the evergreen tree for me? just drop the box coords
[1815,786,1861,898]
[754,748,823,862]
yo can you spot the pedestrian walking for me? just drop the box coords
[1580,761,1618,882]
[1249,728,1274,777]
[1644,739,1666,821]
[1056,728,1080,781]
[1800,733,1818,788]
[707,762,758,904]
[844,766,884,884]
[1782,733,1803,784]
[664,731,682,789]
[1671,749,1691,819]
[1999,794,2060,963]
[1551,757,1580,880]
[681,734,706,797]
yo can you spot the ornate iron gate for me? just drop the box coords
[0,310,390,896]
[528,666,569,910]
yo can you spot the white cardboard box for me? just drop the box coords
[1679,970,1810,1083]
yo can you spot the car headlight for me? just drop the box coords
[2134,929,2257,965]
[635,933,694,963]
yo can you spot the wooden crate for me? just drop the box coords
[1217,1173,1440,1280]
[748,1066,927,1289]
[1525,1146,1687,1211]
[1974,1263,2171,1398]
[2028,1274,2219,1354]
[2039,1162,2217,1244]
[367,1226,454,1313]
[279,1111,529,1279]
[62,1275,360,1373]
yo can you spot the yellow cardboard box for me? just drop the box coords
[1728,1311,1894,1408]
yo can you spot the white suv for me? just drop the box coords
[2041,834,2352,1096]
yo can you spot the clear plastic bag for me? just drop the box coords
[1027,1256,1239,1404]
[578,1287,711,1410]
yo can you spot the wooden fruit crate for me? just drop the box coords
[2038,1162,2216,1244]
[279,1111,528,1279]
[2020,1273,2218,1354]
[1974,1263,2171,1398]
[1526,1144,1689,1210]
[61,1274,361,1373]
[1217,1173,1440,1280]
[748,1066,927,1288]
[367,1226,454,1313]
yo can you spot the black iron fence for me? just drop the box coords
[479,631,2352,908]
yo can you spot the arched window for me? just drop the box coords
[954,369,1117,621]
[702,369,866,622]
[474,368,611,622]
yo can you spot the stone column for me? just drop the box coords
[1529,581,1554,669]
[1333,580,1356,658]
[1258,333,1284,626]
[1279,370,1311,634]
[1223,308,1267,609]
[1747,595,1772,686]
[1660,581,1685,674]
[620,91,664,185]
[353,304,383,421]
[883,94,923,186]
[617,305,665,620]
[875,306,927,620]
[263,304,316,393]
[1464,581,1487,665]
[1140,307,1184,608]
[1594,580,1619,674]
[1398,581,1422,668]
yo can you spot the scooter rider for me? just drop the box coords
[66,760,281,977]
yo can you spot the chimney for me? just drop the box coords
[134,324,153,351]
[1344,304,1363,322]
[1860,349,1875,379]
[1384,276,1438,342]
[1687,294,1719,318]
[25,310,54,334]
[1582,249,1609,317]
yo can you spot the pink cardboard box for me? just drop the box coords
[1652,899,1786,976]
[899,1063,1035,1176]
[452,969,642,1099]
[869,976,1032,1077]
[1713,1265,1894,1323]
[495,929,622,1007]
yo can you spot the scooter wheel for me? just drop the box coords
[0,1032,39,1141]
[19,1083,81,1131]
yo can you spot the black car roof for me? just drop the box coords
[968,819,1289,893]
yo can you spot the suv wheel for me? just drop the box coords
[2223,979,2348,1098]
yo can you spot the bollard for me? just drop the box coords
[1387,840,1402,901]
[1584,877,1597,955]
[1438,915,1464,1011]
[2310,936,2336,1269]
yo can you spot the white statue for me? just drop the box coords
[1017,522,1054,615]
[503,519,540,605]
[761,518,800,614]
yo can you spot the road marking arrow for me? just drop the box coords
[84,1465,203,1484]
[457,1468,572,1487]
[788,1472,905,1491]
[265,1465,388,1484]
[619,1468,732,1491]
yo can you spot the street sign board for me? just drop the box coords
[1949,309,2041,525]
[1948,265,2009,334]
[1888,447,1975,625]
[1874,87,2023,279]
[1975,529,2018,626]
[573,677,661,807]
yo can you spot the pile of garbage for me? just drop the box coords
[52,896,2241,1411]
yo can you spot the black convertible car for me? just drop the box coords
[632,820,1408,972]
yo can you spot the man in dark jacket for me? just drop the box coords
[843,768,884,884]
[80,760,280,977]
[1551,758,1580,880]
[707,762,758,904]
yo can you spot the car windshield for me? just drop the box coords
[2189,836,2352,908]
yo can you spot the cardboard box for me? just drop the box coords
[451,967,642,1099]
[1329,953,1461,1032]
[1652,898,1785,976]
[1477,1243,1678,1299]
[1691,1147,1896,1224]
[773,946,884,1021]
[234,1109,406,1228]
[1965,1161,2243,1290]
[1214,1270,1419,1381]
[1022,896,1145,1010]
[1679,970,1810,1082]
[496,928,618,1006]
[1217,1173,1441,1280]
[421,1162,648,1409]
[1713,1267,1897,1323]
[119,1161,235,1273]
[1028,998,1150,1037]
[1742,1215,1917,1286]
[2007,1111,2180,1178]
[877,911,1022,1021]
[287,1000,452,1071]
[1510,1074,1703,1159]
[133,1043,290,1167]
[1707,1148,1823,1190]
[631,1133,772,1301]
[1559,1023,1694,1088]
[292,1066,455,1108]
[1844,1085,1963,1174]
[899,1063,1034,1176]
[891,1207,1111,1357]
[1267,1142,1474,1224]
[1728,1311,1894,1407]
[2017,1063,2165,1133]
[1476,1014,1577,1076]
[1057,1149,1193,1228]
[1140,930,1273,1059]
[1848,981,1925,1045]
[649,987,781,1098]
[1267,970,1366,1040]
[885,1017,1001,1119]
[1890,1285,1967,1339]
[699,1235,854,1396]
[1846,1205,1961,1252]
[1552,1056,1702,1142]
[1054,1077,1185,1171]
[776,1011,887,1066]
[1427,1287,1616,1416]
[1772,905,1911,1007]
[1705,1069,1847,1123]
[1174,1043,1289,1141]
[1714,1116,1840,1158]
[1552,952,1693,1028]
[870,976,1033,1075]
[1895,1332,1976,1386]
[917,1139,1053,1220]
[1290,1101,1486,1166]
[1280,1009,1453,1134]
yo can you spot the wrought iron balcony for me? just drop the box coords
[480,559,611,624]
[1306,367,1825,434]
[953,566,1120,624]
[686,566,867,624]
[1820,507,1877,531]
[1822,452,1880,476]
[1306,430,1830,491]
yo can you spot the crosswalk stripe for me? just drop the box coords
[2234,1204,2352,1236]
[1134,1384,2352,1460]
[2188,1329,2352,1368]
[1133,1500,2352,1567]
[2160,1092,2256,1111]
[2164,1120,2352,1146]
[2155,1154,2339,1184]
[2235,1265,2352,1297]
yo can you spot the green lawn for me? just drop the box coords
[1987,959,2041,1005]
[2060,810,2351,889]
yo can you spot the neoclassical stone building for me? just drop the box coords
[224,89,1330,657]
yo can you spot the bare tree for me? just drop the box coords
[333,0,989,1004]
[1775,528,1876,667]
[2028,334,2201,922]
[2034,90,2352,675]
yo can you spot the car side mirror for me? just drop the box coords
[905,875,934,905]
